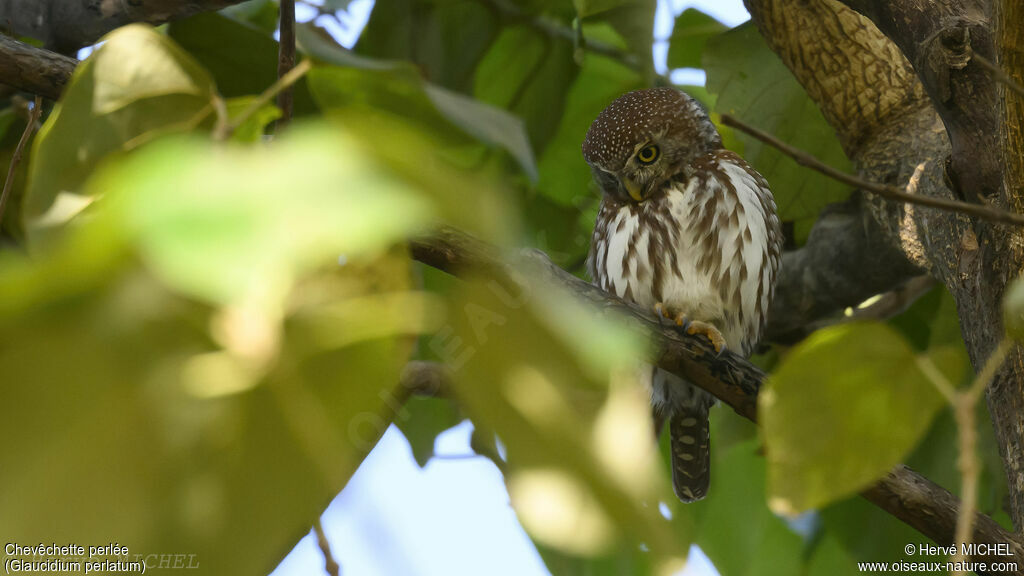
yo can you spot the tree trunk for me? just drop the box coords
[745,0,1024,532]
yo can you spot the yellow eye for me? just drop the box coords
[637,144,660,165]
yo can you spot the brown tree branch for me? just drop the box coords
[721,114,1024,227]
[0,35,76,100]
[0,0,247,53]
[276,0,297,131]
[410,226,1023,574]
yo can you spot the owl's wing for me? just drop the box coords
[692,150,783,355]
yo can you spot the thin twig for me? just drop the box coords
[0,96,43,225]
[719,114,1024,227]
[213,59,313,141]
[276,0,297,131]
[313,518,341,576]
[974,54,1024,99]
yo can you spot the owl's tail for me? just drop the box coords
[670,403,711,502]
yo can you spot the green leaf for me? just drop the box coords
[306,57,538,181]
[573,0,636,18]
[581,1,657,69]
[0,251,420,576]
[805,533,862,576]
[473,26,580,157]
[354,0,500,92]
[223,97,281,142]
[444,276,688,567]
[1003,275,1024,342]
[689,435,804,576]
[667,9,727,70]
[535,53,642,206]
[395,398,463,467]
[219,0,281,35]
[320,111,519,247]
[25,24,216,237]
[423,84,538,180]
[705,23,852,244]
[818,495,920,570]
[90,126,434,309]
[168,13,317,116]
[761,323,945,514]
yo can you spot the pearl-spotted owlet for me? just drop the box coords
[583,88,782,502]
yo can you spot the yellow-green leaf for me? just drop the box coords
[761,323,944,514]
[25,25,217,239]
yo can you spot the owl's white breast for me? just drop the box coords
[588,150,781,356]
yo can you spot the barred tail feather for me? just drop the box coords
[670,404,711,502]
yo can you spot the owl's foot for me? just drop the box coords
[654,303,689,328]
[686,321,726,355]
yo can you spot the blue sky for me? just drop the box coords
[271,1,751,575]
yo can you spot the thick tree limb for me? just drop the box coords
[0,35,76,100]
[833,0,1024,537]
[766,198,926,343]
[0,0,247,53]
[834,0,1000,207]
[411,226,1024,574]
[744,0,1024,539]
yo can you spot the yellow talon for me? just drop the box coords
[654,303,689,327]
[686,320,726,354]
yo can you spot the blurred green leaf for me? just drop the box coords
[818,495,921,570]
[224,96,281,142]
[1004,275,1024,342]
[705,23,851,244]
[0,107,30,239]
[0,259,418,575]
[168,13,317,116]
[88,126,432,309]
[25,24,216,238]
[323,111,519,247]
[0,106,15,140]
[2,111,446,573]
[536,540,653,576]
[444,276,687,567]
[667,9,726,70]
[396,398,463,467]
[805,534,862,576]
[305,48,538,180]
[761,323,944,514]
[689,435,804,576]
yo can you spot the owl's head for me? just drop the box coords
[582,87,721,203]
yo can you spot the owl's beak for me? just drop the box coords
[621,177,644,202]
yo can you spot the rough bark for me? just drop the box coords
[0,35,76,100]
[992,0,1024,534]
[0,0,246,53]
[744,0,1024,535]
[766,196,925,343]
